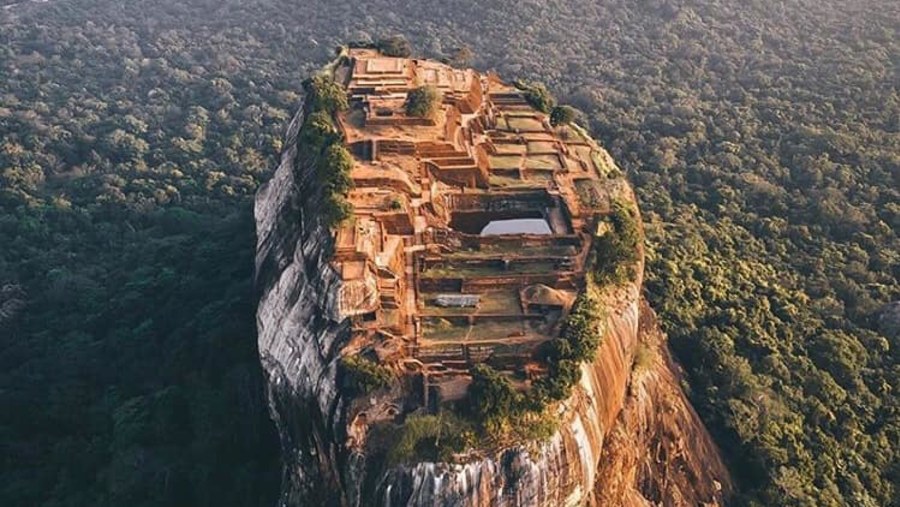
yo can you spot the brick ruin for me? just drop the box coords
[330,48,615,422]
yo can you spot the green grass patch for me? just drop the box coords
[489,155,522,170]
[422,317,470,341]
[368,412,476,465]
[490,175,537,188]
[507,116,546,131]
[468,320,525,341]
[527,141,557,153]
[525,154,561,170]
[478,291,522,314]
[493,143,528,154]
[422,260,557,278]
[524,170,554,182]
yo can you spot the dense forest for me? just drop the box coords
[1,0,897,506]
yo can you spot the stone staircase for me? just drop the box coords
[378,277,400,310]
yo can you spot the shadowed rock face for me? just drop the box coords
[255,87,731,507]
[254,106,351,505]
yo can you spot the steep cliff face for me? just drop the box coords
[593,300,731,506]
[255,92,731,507]
[255,106,352,505]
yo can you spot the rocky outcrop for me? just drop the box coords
[255,98,731,507]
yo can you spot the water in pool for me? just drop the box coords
[481,218,552,236]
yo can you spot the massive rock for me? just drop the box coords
[255,80,731,507]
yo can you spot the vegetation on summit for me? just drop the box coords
[592,201,641,285]
[549,105,578,127]
[341,355,393,394]
[301,74,354,226]
[405,85,441,118]
[515,80,555,114]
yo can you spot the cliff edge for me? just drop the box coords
[254,47,731,506]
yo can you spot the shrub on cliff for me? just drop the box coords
[405,85,441,118]
[468,364,522,432]
[592,201,640,285]
[298,74,355,228]
[465,364,566,445]
[386,413,474,463]
[632,343,655,374]
[550,105,578,126]
[515,80,555,113]
[304,74,349,114]
[447,46,474,68]
[541,358,582,401]
[560,292,603,362]
[322,199,353,226]
[531,292,603,403]
[318,144,353,196]
[341,355,392,394]
[299,116,353,227]
[300,110,340,147]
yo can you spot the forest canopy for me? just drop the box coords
[1,0,897,506]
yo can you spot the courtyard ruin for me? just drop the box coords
[329,48,615,415]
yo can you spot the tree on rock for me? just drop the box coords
[305,75,348,114]
[406,86,441,118]
[515,80,555,113]
[550,105,578,126]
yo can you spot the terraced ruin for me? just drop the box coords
[329,48,625,430]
